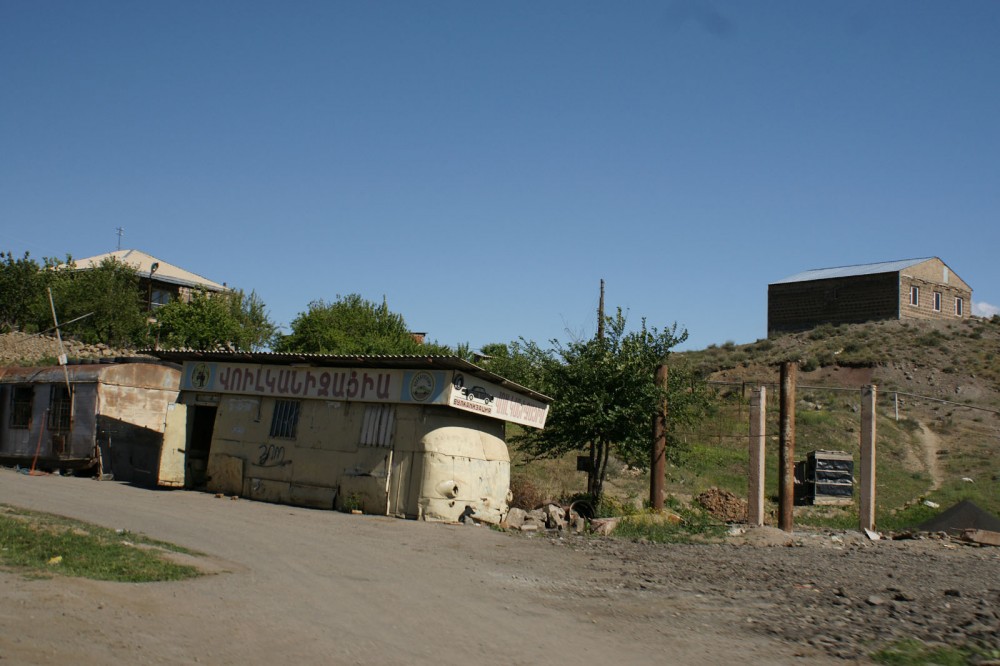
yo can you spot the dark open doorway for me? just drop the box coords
[187,405,217,489]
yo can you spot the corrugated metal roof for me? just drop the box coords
[771,257,936,285]
[0,360,179,385]
[144,349,552,403]
[70,249,228,292]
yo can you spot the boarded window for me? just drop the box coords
[269,400,301,439]
[9,386,33,429]
[47,385,72,432]
[956,297,963,316]
[909,286,919,306]
[360,404,395,448]
[933,292,942,312]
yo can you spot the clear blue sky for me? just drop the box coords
[3,1,998,351]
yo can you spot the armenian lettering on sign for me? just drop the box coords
[180,362,547,427]
[182,362,404,403]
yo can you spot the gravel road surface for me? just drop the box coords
[1,470,998,665]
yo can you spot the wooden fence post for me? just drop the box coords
[779,362,797,532]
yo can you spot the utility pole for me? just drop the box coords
[115,227,125,251]
[650,364,668,511]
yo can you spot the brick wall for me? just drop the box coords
[768,273,900,333]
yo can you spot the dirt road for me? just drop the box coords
[1,470,998,665]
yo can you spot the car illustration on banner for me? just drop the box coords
[462,385,494,404]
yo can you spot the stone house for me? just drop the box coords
[768,257,972,333]
[72,249,228,311]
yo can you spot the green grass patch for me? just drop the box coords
[0,505,202,582]
[871,638,997,665]
[611,498,728,543]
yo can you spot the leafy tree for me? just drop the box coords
[513,309,707,503]
[47,257,147,347]
[155,289,277,351]
[0,251,44,332]
[274,294,447,355]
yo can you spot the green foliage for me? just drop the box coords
[0,251,45,332]
[274,294,436,355]
[48,257,148,347]
[871,638,990,665]
[156,289,277,351]
[513,308,708,502]
[611,501,727,543]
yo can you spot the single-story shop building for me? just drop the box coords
[150,351,551,524]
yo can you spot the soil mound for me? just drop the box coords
[696,488,748,523]
[917,500,1000,533]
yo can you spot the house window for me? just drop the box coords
[956,297,964,316]
[9,386,33,429]
[268,400,300,439]
[360,404,395,447]
[150,288,171,308]
[933,292,942,312]
[47,385,73,432]
[909,286,919,307]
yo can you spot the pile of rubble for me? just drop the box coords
[696,488,748,523]
[0,332,146,366]
[499,504,587,533]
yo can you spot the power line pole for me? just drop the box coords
[115,227,124,251]
[597,278,605,341]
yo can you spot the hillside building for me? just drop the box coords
[768,257,972,333]
[72,249,228,311]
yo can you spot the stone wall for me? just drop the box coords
[0,332,149,366]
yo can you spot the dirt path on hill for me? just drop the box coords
[1,469,998,665]
[916,421,945,490]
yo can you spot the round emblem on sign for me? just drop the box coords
[410,371,435,402]
[191,363,211,389]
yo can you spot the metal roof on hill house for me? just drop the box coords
[770,258,935,285]
[72,249,228,292]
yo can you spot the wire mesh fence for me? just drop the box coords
[669,378,1000,528]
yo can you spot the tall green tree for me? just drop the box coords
[155,289,277,351]
[513,309,707,503]
[274,294,449,355]
[0,251,43,332]
[47,257,147,347]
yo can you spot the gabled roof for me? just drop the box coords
[771,258,936,285]
[72,249,228,292]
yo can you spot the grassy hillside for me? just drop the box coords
[512,315,1000,529]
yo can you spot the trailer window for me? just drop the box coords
[47,385,73,432]
[9,386,33,429]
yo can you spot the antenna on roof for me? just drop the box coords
[115,226,125,251]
